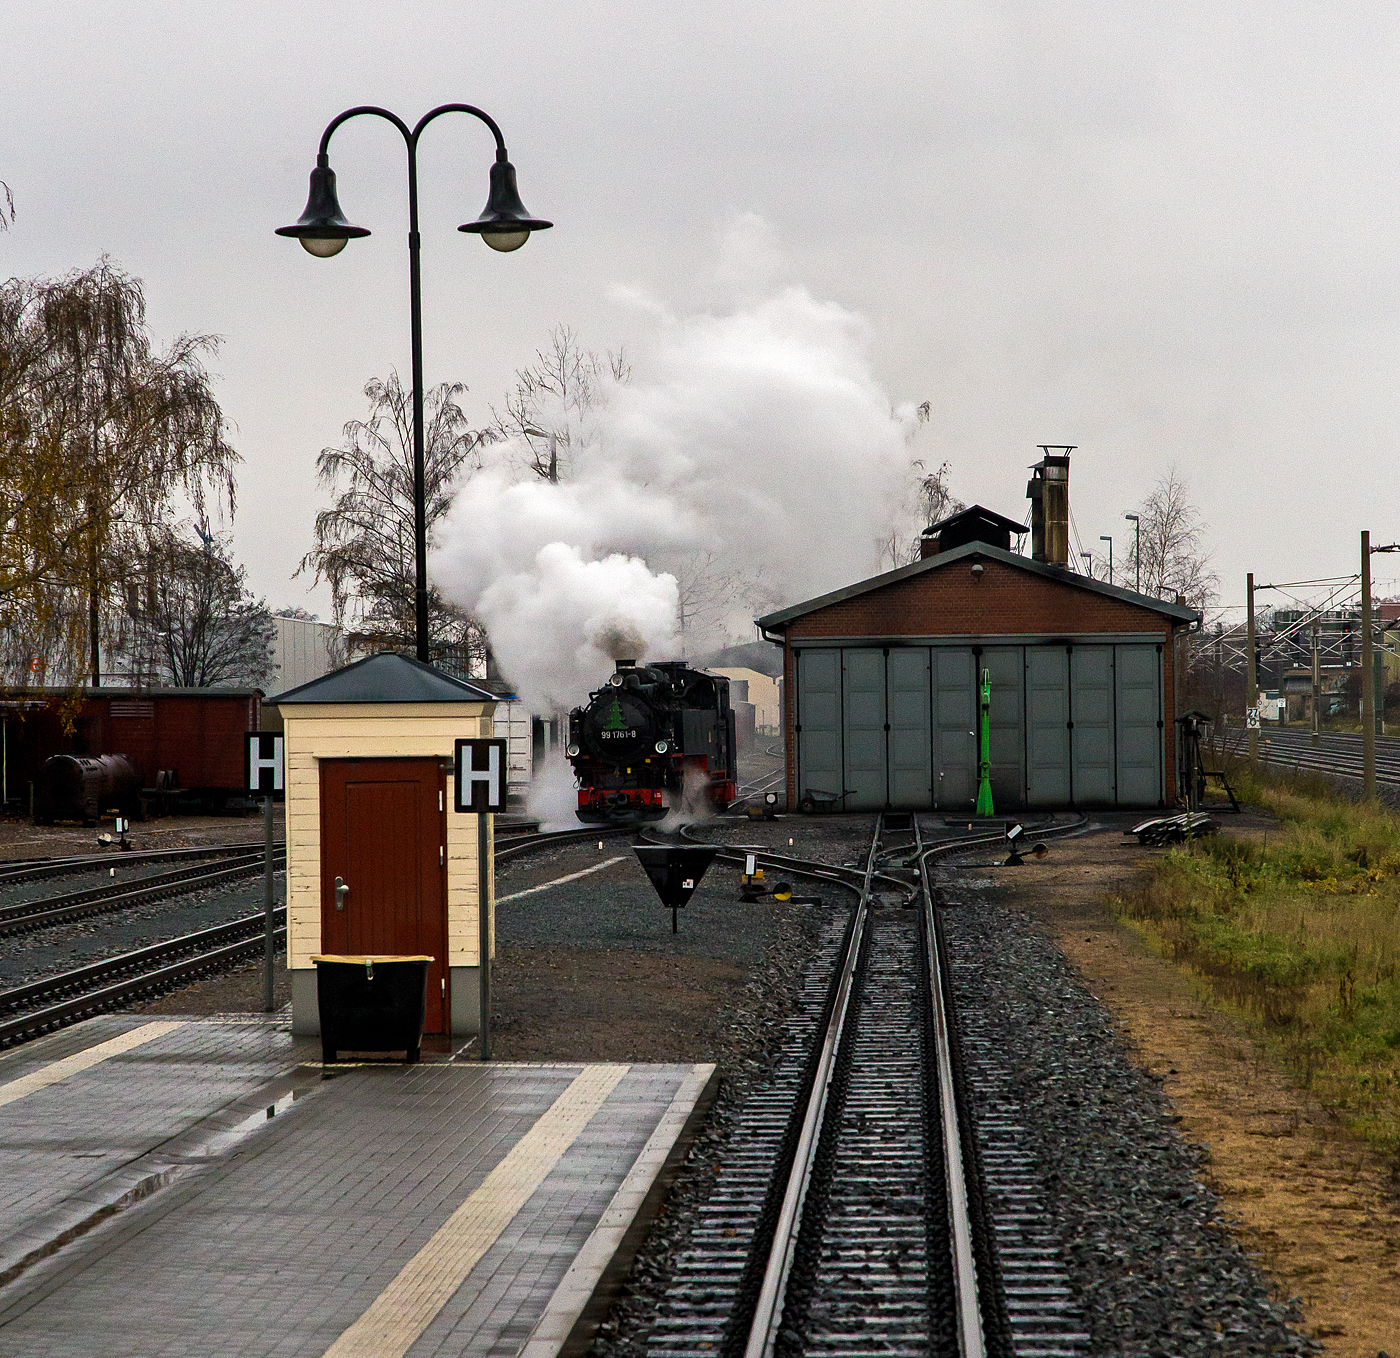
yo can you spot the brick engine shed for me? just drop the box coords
[757,462,1200,813]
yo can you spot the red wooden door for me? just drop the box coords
[319,758,448,1034]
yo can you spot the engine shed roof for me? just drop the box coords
[754,540,1201,631]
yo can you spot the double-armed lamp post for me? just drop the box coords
[277,104,552,662]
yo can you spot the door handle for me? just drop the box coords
[334,876,349,910]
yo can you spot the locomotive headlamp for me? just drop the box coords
[566,743,580,757]
[608,673,625,687]
[655,740,669,754]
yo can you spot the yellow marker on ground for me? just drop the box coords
[322,1064,629,1358]
[0,1021,184,1109]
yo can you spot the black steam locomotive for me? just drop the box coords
[568,660,738,823]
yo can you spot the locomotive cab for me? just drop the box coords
[568,660,738,823]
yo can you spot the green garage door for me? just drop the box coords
[888,648,932,806]
[796,649,842,804]
[1071,646,1115,804]
[1114,643,1164,805]
[932,648,976,810]
[842,649,887,809]
[983,647,1025,810]
[795,641,1164,811]
[1026,648,1071,804]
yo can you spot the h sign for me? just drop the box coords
[455,738,508,813]
[246,733,284,794]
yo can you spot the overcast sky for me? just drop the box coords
[5,0,1400,621]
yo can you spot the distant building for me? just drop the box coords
[709,667,782,736]
[272,616,341,693]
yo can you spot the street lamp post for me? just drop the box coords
[1099,535,1113,586]
[278,104,552,663]
[1124,513,1140,592]
[1080,551,1093,577]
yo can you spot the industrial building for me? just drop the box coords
[757,452,1200,811]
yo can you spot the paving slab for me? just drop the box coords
[0,1014,319,1287]
[0,1020,714,1358]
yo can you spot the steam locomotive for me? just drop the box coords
[567,660,738,823]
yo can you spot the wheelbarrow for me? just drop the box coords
[798,787,848,814]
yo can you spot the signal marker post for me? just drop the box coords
[455,738,508,1059]
[246,734,285,1013]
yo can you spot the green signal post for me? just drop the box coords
[975,667,995,817]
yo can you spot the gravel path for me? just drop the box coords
[0,856,253,911]
[940,884,1315,1355]
[497,852,802,966]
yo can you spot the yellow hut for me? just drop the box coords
[269,653,498,1038]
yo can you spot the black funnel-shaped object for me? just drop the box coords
[275,154,370,253]
[459,157,553,248]
[633,845,719,909]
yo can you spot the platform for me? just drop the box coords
[0,1016,715,1357]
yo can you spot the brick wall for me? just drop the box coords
[786,557,1172,640]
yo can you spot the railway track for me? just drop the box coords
[0,914,286,1049]
[1227,725,1400,786]
[0,839,283,888]
[0,850,287,938]
[0,822,634,1051]
[645,812,1089,1358]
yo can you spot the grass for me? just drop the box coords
[1111,765,1400,1161]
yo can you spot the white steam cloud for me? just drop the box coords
[430,217,921,712]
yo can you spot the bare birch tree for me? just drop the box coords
[880,455,965,568]
[301,373,492,674]
[489,325,628,482]
[123,524,273,687]
[1126,467,1219,612]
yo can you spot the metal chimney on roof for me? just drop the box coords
[1027,446,1073,566]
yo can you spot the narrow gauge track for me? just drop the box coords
[0,850,286,938]
[0,839,284,889]
[0,823,634,1051]
[0,914,286,1049]
[645,813,1090,1358]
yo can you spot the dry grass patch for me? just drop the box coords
[1113,767,1400,1161]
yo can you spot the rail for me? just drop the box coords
[0,913,286,1048]
[0,820,650,1049]
[726,811,1044,1358]
[740,819,879,1358]
[0,851,286,938]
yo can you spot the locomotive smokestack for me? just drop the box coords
[1027,447,1073,567]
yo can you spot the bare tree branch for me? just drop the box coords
[300,372,490,675]
[120,525,273,687]
[1126,466,1219,613]
[487,325,627,482]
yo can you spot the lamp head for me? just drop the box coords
[276,155,370,257]
[459,157,552,252]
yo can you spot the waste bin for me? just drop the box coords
[310,954,434,1064]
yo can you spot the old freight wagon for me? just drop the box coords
[757,454,1200,812]
[0,687,263,814]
